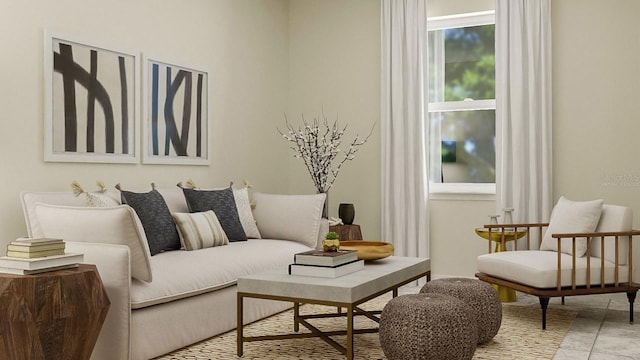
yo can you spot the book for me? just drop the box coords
[6,248,66,259]
[0,253,84,271]
[7,242,66,252]
[0,263,79,275]
[12,237,64,246]
[288,259,364,278]
[294,249,358,267]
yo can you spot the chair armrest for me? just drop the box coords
[66,241,131,360]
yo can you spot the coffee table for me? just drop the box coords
[237,256,430,359]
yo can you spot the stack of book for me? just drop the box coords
[288,249,364,278]
[0,238,83,275]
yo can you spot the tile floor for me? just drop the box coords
[399,285,640,359]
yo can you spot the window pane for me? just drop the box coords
[430,110,495,183]
[429,24,495,102]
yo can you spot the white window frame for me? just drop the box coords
[428,10,496,197]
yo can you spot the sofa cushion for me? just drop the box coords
[120,187,181,255]
[172,211,229,250]
[252,193,325,248]
[539,196,603,257]
[182,187,247,241]
[477,250,628,288]
[130,239,311,309]
[589,204,632,265]
[233,187,261,239]
[34,203,153,282]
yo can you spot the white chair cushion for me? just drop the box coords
[589,204,632,265]
[34,203,153,282]
[539,196,603,257]
[252,193,325,248]
[477,250,628,288]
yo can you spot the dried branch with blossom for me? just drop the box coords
[278,111,374,193]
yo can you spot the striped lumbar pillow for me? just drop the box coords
[172,211,229,251]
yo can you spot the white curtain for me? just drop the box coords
[496,0,553,237]
[381,0,429,260]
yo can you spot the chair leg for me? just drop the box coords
[561,296,565,305]
[539,297,550,330]
[627,291,637,323]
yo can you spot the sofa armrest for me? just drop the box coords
[66,241,131,360]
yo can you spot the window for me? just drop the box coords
[428,11,495,194]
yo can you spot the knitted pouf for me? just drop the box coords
[420,278,502,344]
[379,293,477,360]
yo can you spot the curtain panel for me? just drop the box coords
[380,0,430,260]
[496,0,553,234]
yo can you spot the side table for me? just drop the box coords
[474,228,527,302]
[0,264,110,360]
[330,224,363,240]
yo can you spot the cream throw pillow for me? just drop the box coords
[233,187,261,239]
[172,211,229,251]
[540,196,604,257]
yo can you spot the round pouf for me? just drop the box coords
[420,278,501,344]
[379,293,477,360]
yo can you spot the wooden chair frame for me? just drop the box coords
[475,223,640,329]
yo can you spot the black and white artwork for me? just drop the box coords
[143,58,208,165]
[44,31,139,163]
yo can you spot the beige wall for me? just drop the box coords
[552,0,640,279]
[0,0,291,249]
[287,0,381,237]
[3,0,640,279]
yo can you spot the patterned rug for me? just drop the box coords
[158,294,576,360]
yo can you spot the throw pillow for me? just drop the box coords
[539,196,604,257]
[177,179,260,239]
[33,203,153,282]
[118,184,181,255]
[172,211,229,250]
[252,192,325,248]
[71,181,120,207]
[181,187,248,241]
[233,187,261,239]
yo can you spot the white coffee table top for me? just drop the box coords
[237,256,430,304]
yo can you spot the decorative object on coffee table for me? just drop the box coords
[339,203,355,225]
[278,110,374,218]
[322,231,340,252]
[420,277,501,344]
[0,264,110,360]
[379,293,477,360]
[330,224,363,240]
[339,241,393,261]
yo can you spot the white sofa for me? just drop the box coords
[21,187,328,360]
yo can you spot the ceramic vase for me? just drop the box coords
[339,203,355,225]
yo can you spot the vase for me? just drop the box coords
[339,203,355,225]
[320,191,329,219]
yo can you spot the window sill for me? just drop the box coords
[429,183,496,201]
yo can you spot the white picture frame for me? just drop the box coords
[44,30,140,163]
[142,56,209,165]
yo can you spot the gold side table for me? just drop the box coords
[475,228,527,302]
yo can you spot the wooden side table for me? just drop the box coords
[330,224,363,241]
[0,264,110,360]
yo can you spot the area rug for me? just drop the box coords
[158,294,576,360]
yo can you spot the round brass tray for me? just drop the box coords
[339,241,394,261]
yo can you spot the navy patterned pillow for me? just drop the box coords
[181,187,248,241]
[119,186,181,255]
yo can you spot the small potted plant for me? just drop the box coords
[322,231,340,252]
